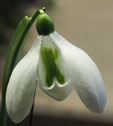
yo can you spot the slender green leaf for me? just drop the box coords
[0,16,31,126]
[2,16,31,90]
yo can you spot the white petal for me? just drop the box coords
[50,32,106,113]
[6,36,41,123]
[37,35,72,101]
[39,79,71,101]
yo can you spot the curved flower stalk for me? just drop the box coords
[6,9,106,123]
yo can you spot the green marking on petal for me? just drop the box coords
[40,46,65,87]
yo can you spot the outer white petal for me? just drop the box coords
[37,35,72,101]
[6,36,41,123]
[50,32,106,113]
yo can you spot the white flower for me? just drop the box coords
[6,32,106,123]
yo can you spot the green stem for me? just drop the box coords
[29,104,34,126]
[0,9,43,126]
[0,98,7,126]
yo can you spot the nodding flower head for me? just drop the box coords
[6,9,106,123]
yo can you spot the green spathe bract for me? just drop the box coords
[36,13,54,35]
[40,46,65,87]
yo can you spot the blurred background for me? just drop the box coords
[0,0,113,126]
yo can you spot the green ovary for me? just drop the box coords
[41,46,65,87]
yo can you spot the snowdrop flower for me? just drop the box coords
[6,9,106,123]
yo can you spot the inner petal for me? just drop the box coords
[41,46,65,87]
[37,35,69,88]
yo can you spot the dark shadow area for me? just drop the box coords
[0,0,54,45]
[8,113,113,126]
